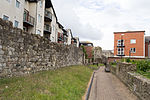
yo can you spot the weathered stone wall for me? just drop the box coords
[0,19,83,78]
[110,62,150,100]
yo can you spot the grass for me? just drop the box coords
[137,70,150,79]
[0,65,93,100]
[88,63,104,70]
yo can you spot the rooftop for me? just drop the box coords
[114,31,145,34]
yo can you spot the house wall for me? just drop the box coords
[114,32,145,57]
[0,0,24,29]
[50,8,58,42]
[67,29,72,45]
[0,19,83,78]
[35,0,45,36]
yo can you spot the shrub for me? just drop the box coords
[126,58,131,63]
[136,60,150,72]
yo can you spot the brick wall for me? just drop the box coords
[114,32,145,57]
[0,18,83,78]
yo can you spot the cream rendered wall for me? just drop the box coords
[35,0,45,36]
[67,29,72,45]
[50,8,58,42]
[0,0,24,29]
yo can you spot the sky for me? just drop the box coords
[52,0,150,50]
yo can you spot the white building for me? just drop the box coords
[0,0,24,28]
[0,0,58,42]
[66,29,73,45]
[74,37,79,47]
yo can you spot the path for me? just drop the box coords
[89,66,138,100]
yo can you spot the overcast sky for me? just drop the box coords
[52,0,150,50]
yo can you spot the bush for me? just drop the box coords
[126,58,131,63]
[136,60,150,72]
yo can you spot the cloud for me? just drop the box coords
[52,0,103,40]
[52,0,150,50]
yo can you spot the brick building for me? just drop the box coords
[80,41,94,63]
[114,31,145,58]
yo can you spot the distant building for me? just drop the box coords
[102,50,114,58]
[74,37,79,47]
[80,41,94,63]
[114,31,145,58]
[93,46,102,63]
[145,36,150,58]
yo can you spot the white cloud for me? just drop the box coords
[52,0,150,50]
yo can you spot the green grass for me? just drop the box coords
[0,65,93,100]
[137,70,150,79]
[88,63,104,70]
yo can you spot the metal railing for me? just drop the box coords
[45,10,52,20]
[44,24,51,32]
[23,10,35,26]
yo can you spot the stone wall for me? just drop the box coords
[110,62,150,100]
[0,19,83,78]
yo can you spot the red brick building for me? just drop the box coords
[114,31,145,58]
[80,41,94,63]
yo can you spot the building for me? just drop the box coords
[0,0,58,42]
[0,0,24,28]
[42,0,58,42]
[102,50,114,58]
[80,41,94,63]
[66,29,73,45]
[114,31,145,58]
[93,46,102,63]
[74,37,79,47]
[145,36,150,58]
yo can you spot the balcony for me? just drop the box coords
[23,11,35,27]
[26,0,40,2]
[44,24,51,34]
[45,10,52,22]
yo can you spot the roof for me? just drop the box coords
[45,0,58,21]
[80,41,93,44]
[114,31,145,34]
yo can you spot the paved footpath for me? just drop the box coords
[89,66,138,100]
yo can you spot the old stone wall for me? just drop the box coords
[110,62,150,100]
[0,19,83,78]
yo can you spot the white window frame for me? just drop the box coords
[39,1,42,8]
[117,48,124,55]
[130,39,136,44]
[37,30,41,35]
[3,15,9,20]
[130,48,136,53]
[16,0,20,8]
[38,14,42,23]
[117,40,124,46]
[14,20,19,28]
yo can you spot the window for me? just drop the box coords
[39,1,42,7]
[6,0,11,2]
[14,20,19,27]
[3,15,9,20]
[117,40,124,46]
[117,48,124,55]
[37,30,41,35]
[130,48,136,53]
[130,39,136,44]
[16,0,20,8]
[38,14,42,23]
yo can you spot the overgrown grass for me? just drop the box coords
[0,65,93,100]
[137,70,150,79]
